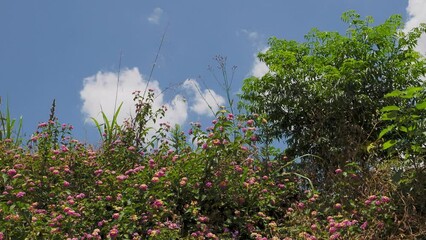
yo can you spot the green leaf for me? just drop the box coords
[383,139,397,150]
[415,100,426,110]
[401,86,423,98]
[380,105,400,112]
[380,111,398,120]
[385,90,403,98]
[378,124,395,139]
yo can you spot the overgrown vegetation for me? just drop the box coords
[0,11,425,239]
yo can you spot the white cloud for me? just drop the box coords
[240,29,260,42]
[79,67,188,130]
[404,0,426,55]
[182,79,225,116]
[80,68,226,135]
[249,47,269,78]
[148,7,163,25]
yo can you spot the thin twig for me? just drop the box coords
[113,51,123,115]
[143,23,169,99]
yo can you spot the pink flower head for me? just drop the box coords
[112,213,120,219]
[381,196,390,203]
[368,195,377,201]
[246,119,254,126]
[360,221,368,230]
[16,191,26,198]
[152,199,164,209]
[7,169,17,177]
[38,122,48,128]
[334,168,343,174]
[61,145,69,153]
[334,203,342,210]
[63,181,70,187]
[109,228,119,238]
[151,177,159,183]
[205,181,213,188]
[116,175,128,181]
[139,184,148,191]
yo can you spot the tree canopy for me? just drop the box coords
[241,11,426,182]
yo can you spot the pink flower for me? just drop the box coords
[247,119,254,126]
[139,184,148,191]
[360,221,368,230]
[112,213,120,219]
[76,193,86,199]
[116,175,128,181]
[16,191,26,198]
[109,228,119,238]
[38,122,48,128]
[330,232,340,240]
[7,169,17,177]
[368,195,377,201]
[334,168,343,174]
[61,145,69,153]
[152,199,164,209]
[151,177,159,183]
[198,216,209,223]
[334,203,342,210]
[297,202,305,209]
[205,182,213,188]
[381,196,390,203]
[63,181,70,187]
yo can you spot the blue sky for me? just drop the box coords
[1,0,425,144]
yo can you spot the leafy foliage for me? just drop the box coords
[240,11,426,185]
[377,85,426,215]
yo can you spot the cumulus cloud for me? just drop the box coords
[182,79,225,116]
[80,68,226,134]
[404,0,426,55]
[249,47,270,78]
[80,67,188,129]
[148,7,163,24]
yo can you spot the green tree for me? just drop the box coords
[240,11,426,184]
[378,86,426,214]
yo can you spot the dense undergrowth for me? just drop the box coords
[0,88,425,240]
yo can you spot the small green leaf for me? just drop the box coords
[378,124,395,139]
[383,139,397,150]
[367,143,375,152]
[380,111,398,120]
[380,105,400,112]
[415,100,426,110]
[385,90,402,98]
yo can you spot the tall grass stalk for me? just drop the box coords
[0,96,23,145]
